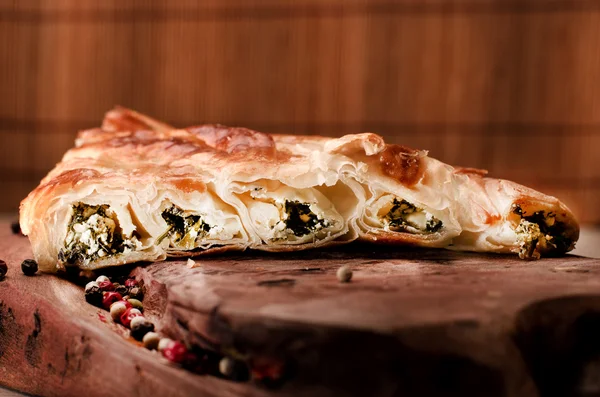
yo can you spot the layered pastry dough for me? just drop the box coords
[20,108,579,272]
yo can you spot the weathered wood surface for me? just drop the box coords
[1,222,600,396]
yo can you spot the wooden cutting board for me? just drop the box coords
[1,221,600,397]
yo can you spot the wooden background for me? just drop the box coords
[0,0,599,223]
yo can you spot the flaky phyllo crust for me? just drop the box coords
[20,107,579,272]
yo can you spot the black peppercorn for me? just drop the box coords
[10,222,21,235]
[0,260,7,279]
[85,286,103,307]
[129,286,144,300]
[21,259,38,276]
[130,317,155,341]
[114,283,129,296]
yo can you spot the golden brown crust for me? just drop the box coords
[169,178,208,194]
[378,145,426,187]
[187,125,276,155]
[102,106,173,133]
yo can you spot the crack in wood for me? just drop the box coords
[24,309,42,367]
[296,268,325,273]
[257,279,296,287]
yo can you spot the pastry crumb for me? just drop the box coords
[186,258,198,268]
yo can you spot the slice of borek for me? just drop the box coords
[357,191,458,247]
[140,183,250,254]
[155,201,247,253]
[447,177,580,259]
[58,201,156,269]
[228,180,346,249]
[56,181,250,269]
[510,205,576,260]
[450,202,578,260]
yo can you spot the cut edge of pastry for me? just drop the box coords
[507,200,579,260]
[230,181,348,249]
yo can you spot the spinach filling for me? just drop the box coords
[385,198,443,233]
[511,204,573,259]
[283,200,330,237]
[59,203,139,265]
[158,205,212,249]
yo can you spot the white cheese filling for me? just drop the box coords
[369,195,442,234]
[159,205,244,250]
[64,205,141,261]
[240,183,343,244]
[247,199,332,241]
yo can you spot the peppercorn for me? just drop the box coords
[219,357,249,381]
[102,291,123,310]
[10,222,21,235]
[128,286,143,300]
[0,259,7,279]
[98,280,115,292]
[114,283,128,296]
[124,278,138,288]
[96,275,110,283]
[142,332,160,350]
[85,281,99,293]
[21,259,38,276]
[157,338,174,352]
[127,298,143,311]
[219,357,235,377]
[130,316,155,341]
[129,316,145,328]
[109,300,130,321]
[85,286,103,307]
[250,358,285,385]
[120,307,142,328]
[162,341,188,364]
[336,265,352,283]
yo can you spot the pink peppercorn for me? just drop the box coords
[250,358,284,383]
[162,341,188,364]
[98,281,115,292]
[102,291,123,310]
[124,278,138,288]
[120,307,142,328]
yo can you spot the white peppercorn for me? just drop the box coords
[336,265,353,283]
